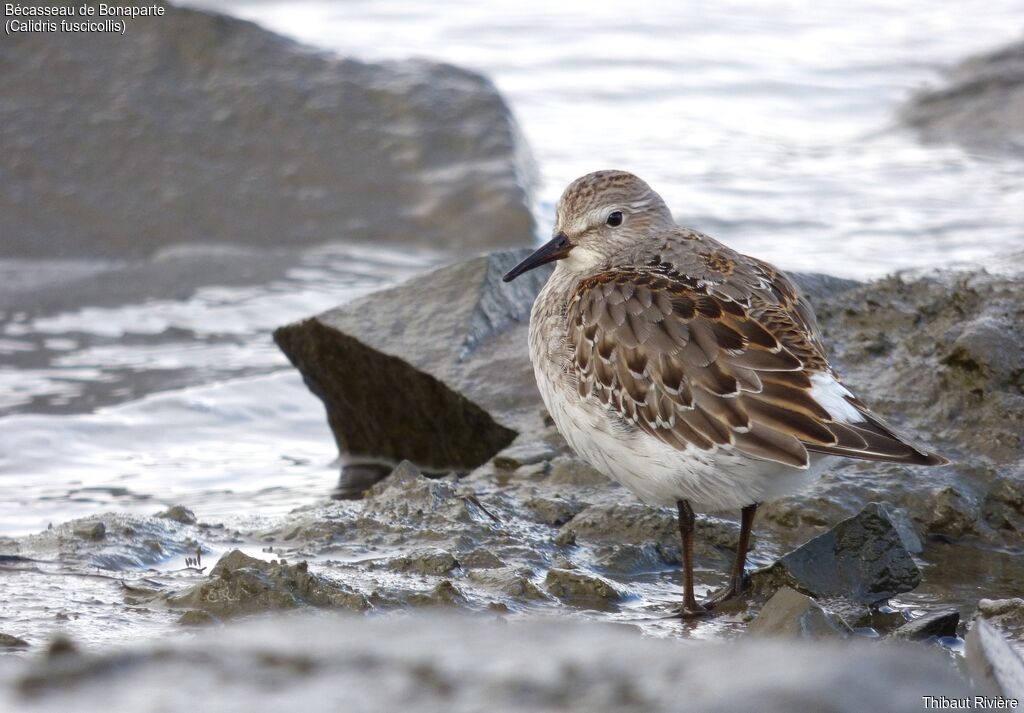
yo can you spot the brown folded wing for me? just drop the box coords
[565,265,946,468]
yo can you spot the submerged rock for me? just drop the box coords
[166,550,367,617]
[752,503,920,605]
[274,250,552,480]
[747,587,853,639]
[6,614,974,712]
[1,1,534,258]
[901,39,1024,156]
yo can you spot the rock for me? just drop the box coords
[523,494,586,527]
[492,442,560,470]
[385,549,459,576]
[901,39,1024,156]
[155,506,197,526]
[976,598,1024,642]
[747,587,852,639]
[965,619,1024,698]
[752,503,920,605]
[1,1,535,258]
[562,503,748,563]
[544,568,623,606]
[889,609,960,641]
[0,633,29,649]
[274,249,552,478]
[165,550,367,616]
[71,522,105,541]
[8,614,974,712]
[467,567,547,600]
[176,610,218,628]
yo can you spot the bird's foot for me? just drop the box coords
[702,576,749,611]
[677,600,711,619]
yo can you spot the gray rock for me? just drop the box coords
[890,609,960,641]
[901,40,1024,156]
[385,549,459,576]
[6,614,974,712]
[1,1,535,258]
[543,568,623,606]
[747,587,853,639]
[752,503,920,605]
[274,249,552,477]
[965,619,1024,698]
[165,550,368,616]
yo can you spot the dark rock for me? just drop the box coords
[166,550,367,616]
[8,615,975,712]
[275,250,552,479]
[901,39,1024,156]
[964,619,1024,697]
[752,503,920,605]
[747,587,853,639]
[155,506,197,526]
[890,609,960,641]
[1,1,535,258]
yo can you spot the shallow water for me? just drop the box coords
[2,1,1023,650]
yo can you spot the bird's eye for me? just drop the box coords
[606,211,624,227]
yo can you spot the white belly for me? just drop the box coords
[533,358,830,511]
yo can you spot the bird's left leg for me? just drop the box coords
[703,502,757,609]
[676,499,708,617]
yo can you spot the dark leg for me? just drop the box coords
[704,502,758,609]
[676,499,707,617]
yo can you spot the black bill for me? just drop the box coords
[502,233,573,282]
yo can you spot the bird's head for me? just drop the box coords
[503,170,674,282]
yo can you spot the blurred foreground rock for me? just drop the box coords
[5,615,973,713]
[965,619,1024,699]
[274,250,551,486]
[901,39,1024,156]
[1,1,535,257]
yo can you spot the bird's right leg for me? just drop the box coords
[676,499,707,617]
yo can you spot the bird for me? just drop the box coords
[502,170,948,617]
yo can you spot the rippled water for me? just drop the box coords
[193,0,1024,277]
[3,2,1023,566]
